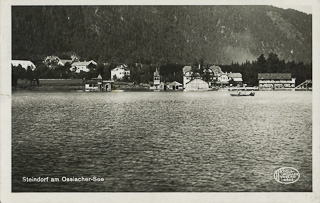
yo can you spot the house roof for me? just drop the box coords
[168,81,182,86]
[233,78,243,82]
[186,78,208,85]
[228,72,242,78]
[258,73,292,80]
[112,64,130,71]
[60,59,73,65]
[209,65,222,73]
[11,60,36,71]
[72,60,97,67]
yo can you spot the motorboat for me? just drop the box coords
[230,91,255,96]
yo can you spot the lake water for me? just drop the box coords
[12,91,312,192]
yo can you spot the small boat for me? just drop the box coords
[230,92,255,96]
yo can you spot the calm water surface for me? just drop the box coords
[12,91,312,192]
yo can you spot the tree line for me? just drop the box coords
[12,52,312,88]
[220,53,312,86]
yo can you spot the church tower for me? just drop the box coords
[153,68,161,89]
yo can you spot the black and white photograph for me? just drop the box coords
[1,0,320,202]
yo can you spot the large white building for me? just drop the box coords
[111,64,130,80]
[258,73,295,90]
[11,60,36,71]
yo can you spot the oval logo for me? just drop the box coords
[274,167,300,184]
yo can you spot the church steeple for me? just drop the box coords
[153,68,160,89]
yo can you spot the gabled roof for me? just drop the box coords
[228,72,242,78]
[168,81,182,86]
[60,59,73,65]
[11,60,36,71]
[233,78,243,82]
[258,73,292,80]
[72,60,97,67]
[112,64,130,71]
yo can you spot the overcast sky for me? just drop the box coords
[272,5,312,14]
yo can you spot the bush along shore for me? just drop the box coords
[12,79,85,91]
[12,79,152,92]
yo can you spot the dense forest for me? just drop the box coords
[12,6,312,65]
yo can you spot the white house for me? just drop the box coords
[111,64,130,80]
[11,60,36,71]
[227,72,243,86]
[71,60,97,73]
[216,72,229,86]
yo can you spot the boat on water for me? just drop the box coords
[230,91,255,96]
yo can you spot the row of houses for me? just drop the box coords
[151,65,298,91]
[11,60,301,91]
[43,55,132,78]
[183,65,243,88]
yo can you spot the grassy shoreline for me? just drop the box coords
[13,79,151,91]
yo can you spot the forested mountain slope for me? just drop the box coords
[12,6,312,65]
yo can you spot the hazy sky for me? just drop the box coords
[272,5,312,14]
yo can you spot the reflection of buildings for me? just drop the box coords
[111,64,130,80]
[258,73,295,90]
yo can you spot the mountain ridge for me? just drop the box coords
[12,5,312,65]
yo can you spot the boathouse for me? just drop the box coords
[85,74,114,92]
[258,73,295,90]
[184,78,209,91]
[167,81,183,90]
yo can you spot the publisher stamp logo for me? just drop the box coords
[274,167,300,184]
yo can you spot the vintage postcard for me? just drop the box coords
[1,0,319,202]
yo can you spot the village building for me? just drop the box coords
[150,68,161,90]
[85,74,114,92]
[258,73,296,90]
[184,78,209,91]
[227,72,243,86]
[43,55,64,68]
[60,59,73,66]
[11,60,36,71]
[167,81,183,90]
[111,64,130,80]
[216,72,229,87]
[71,60,97,73]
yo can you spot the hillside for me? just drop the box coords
[12,6,312,65]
